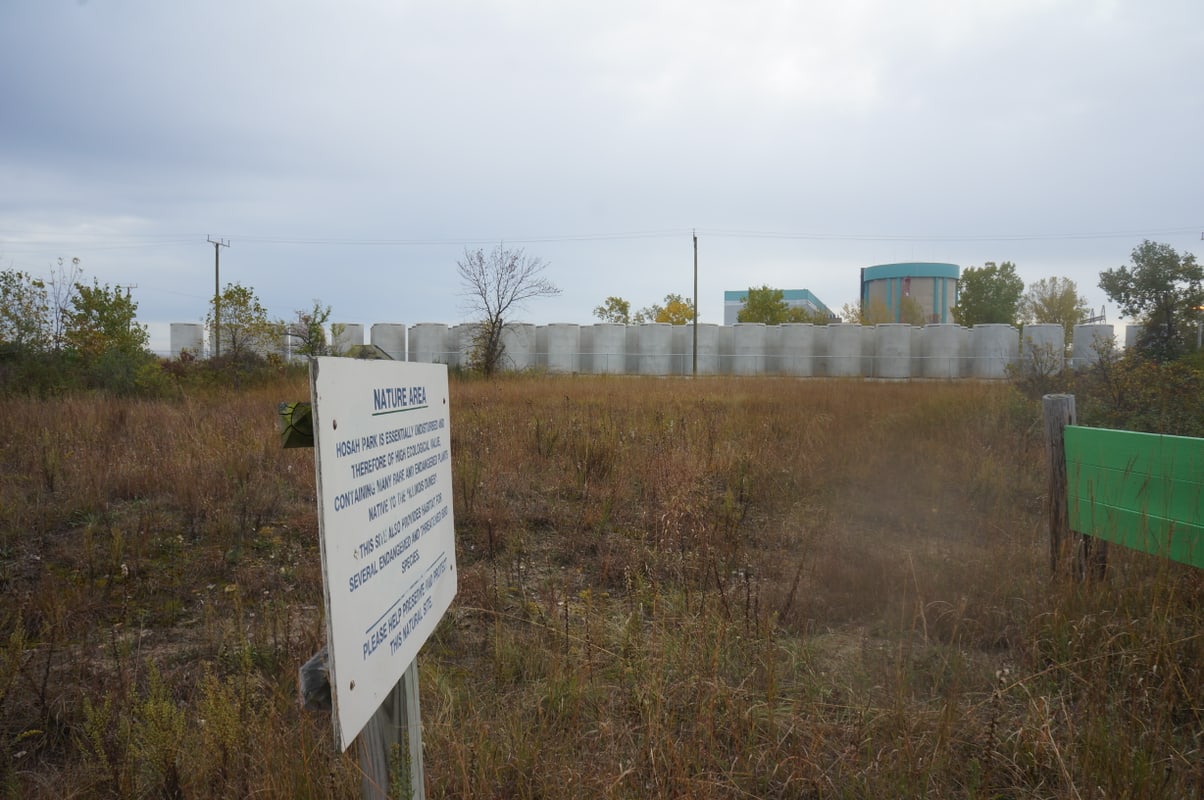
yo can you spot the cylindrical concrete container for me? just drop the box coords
[1124,325,1141,350]
[1072,324,1114,368]
[1022,324,1064,373]
[170,323,204,358]
[333,323,364,355]
[450,323,481,369]
[778,324,815,377]
[637,323,673,375]
[370,323,406,361]
[923,324,961,378]
[673,323,720,375]
[541,324,580,373]
[500,323,536,371]
[971,324,1019,379]
[718,326,735,374]
[875,324,913,378]
[408,323,450,363]
[588,323,626,374]
[811,325,830,377]
[826,324,862,377]
[731,323,766,375]
[910,326,924,377]
[861,326,876,377]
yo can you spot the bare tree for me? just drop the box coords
[458,244,560,376]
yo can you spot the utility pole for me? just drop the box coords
[208,237,230,357]
[692,229,698,376]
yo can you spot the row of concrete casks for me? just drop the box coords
[393,322,1117,378]
[168,321,1118,377]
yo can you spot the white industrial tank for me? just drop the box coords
[540,324,580,373]
[971,324,1019,379]
[1072,324,1114,368]
[637,323,673,375]
[370,324,406,361]
[1021,324,1064,373]
[500,323,536,371]
[778,324,815,377]
[675,323,720,375]
[874,324,912,379]
[408,323,450,363]
[731,323,766,375]
[170,323,204,358]
[826,324,862,377]
[589,323,627,374]
[811,325,830,377]
[922,324,961,379]
[332,323,364,355]
[861,326,876,377]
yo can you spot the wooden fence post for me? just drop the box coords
[1043,394,1075,576]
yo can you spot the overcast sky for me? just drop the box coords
[2,0,1201,352]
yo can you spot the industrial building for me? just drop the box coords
[860,262,960,324]
[723,288,831,325]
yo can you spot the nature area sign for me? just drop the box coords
[310,357,457,752]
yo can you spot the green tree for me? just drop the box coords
[737,286,791,324]
[1018,276,1089,340]
[952,261,1024,327]
[458,244,559,376]
[207,283,276,360]
[282,300,333,357]
[1099,240,1204,361]
[635,293,695,324]
[593,296,631,324]
[0,268,51,354]
[63,280,149,360]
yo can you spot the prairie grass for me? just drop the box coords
[0,374,1199,798]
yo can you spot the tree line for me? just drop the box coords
[1,239,1200,390]
[593,240,1202,364]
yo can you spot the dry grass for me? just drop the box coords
[1,373,1200,798]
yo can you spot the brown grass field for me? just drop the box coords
[0,373,1200,798]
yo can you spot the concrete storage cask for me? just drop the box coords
[971,324,1019,379]
[370,323,406,361]
[170,323,205,358]
[333,323,364,355]
[500,323,536,371]
[541,324,580,373]
[826,324,862,377]
[408,323,450,364]
[1072,324,1113,368]
[1021,324,1063,373]
[449,323,480,369]
[910,326,924,377]
[638,323,673,375]
[922,324,961,378]
[625,325,640,374]
[778,324,815,376]
[588,323,626,374]
[717,326,736,374]
[677,323,721,375]
[861,326,876,377]
[874,324,912,379]
[811,325,830,376]
[731,323,766,375]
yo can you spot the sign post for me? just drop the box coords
[309,357,457,796]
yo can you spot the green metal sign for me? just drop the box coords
[1064,425,1203,568]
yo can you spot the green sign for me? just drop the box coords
[1065,426,1203,569]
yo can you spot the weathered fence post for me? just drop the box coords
[1043,394,1075,576]
[1044,394,1109,580]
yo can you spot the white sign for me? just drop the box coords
[310,357,457,750]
